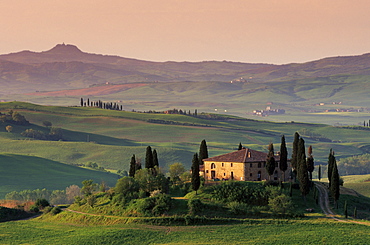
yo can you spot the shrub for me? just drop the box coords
[87,195,97,207]
[29,205,39,213]
[35,198,50,209]
[212,181,269,206]
[125,194,171,217]
[51,206,62,215]
[227,201,249,215]
[268,194,293,215]
[43,206,53,214]
[188,198,204,215]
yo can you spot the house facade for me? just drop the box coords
[203,148,290,181]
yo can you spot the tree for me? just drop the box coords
[66,185,81,203]
[153,149,159,168]
[238,142,243,150]
[5,125,13,133]
[279,135,288,181]
[115,176,140,197]
[145,146,154,169]
[80,98,84,107]
[318,165,321,181]
[169,162,186,183]
[330,157,340,208]
[81,179,97,197]
[265,143,276,180]
[198,139,208,165]
[42,121,52,127]
[291,132,300,180]
[129,154,136,177]
[307,145,315,181]
[191,153,200,194]
[297,138,310,200]
[328,149,335,187]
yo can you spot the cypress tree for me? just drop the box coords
[153,149,159,176]
[344,200,348,218]
[145,146,153,169]
[80,98,84,107]
[297,138,310,200]
[238,142,243,150]
[265,143,276,180]
[279,135,288,181]
[291,132,300,180]
[354,207,357,218]
[318,165,321,181]
[328,149,335,187]
[198,139,208,165]
[153,149,159,168]
[307,145,315,181]
[191,153,200,194]
[87,98,90,107]
[330,158,340,208]
[129,154,136,177]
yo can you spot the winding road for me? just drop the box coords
[315,182,369,225]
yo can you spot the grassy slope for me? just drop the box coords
[0,218,369,245]
[0,154,119,199]
[1,101,370,167]
[6,74,370,126]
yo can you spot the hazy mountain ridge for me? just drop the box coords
[1,44,370,121]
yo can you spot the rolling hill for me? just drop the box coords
[0,153,119,199]
[1,44,370,125]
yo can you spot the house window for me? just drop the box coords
[257,171,261,181]
[231,163,233,167]
[211,163,216,169]
[206,170,209,173]
[274,170,278,180]
[250,163,253,168]
[222,163,224,167]
[248,151,251,158]
[258,163,261,168]
[224,173,226,176]
[250,173,252,177]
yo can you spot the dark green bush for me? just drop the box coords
[212,181,269,206]
[51,206,62,215]
[35,198,50,209]
[188,198,204,215]
[29,205,39,213]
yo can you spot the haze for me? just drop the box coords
[1,0,370,64]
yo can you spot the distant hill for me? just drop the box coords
[2,44,370,125]
[2,43,370,95]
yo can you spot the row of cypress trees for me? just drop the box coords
[128,146,159,178]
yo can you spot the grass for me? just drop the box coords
[0,218,369,244]
[0,153,119,199]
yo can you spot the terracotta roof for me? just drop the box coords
[203,148,281,163]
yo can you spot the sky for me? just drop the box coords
[1,0,370,64]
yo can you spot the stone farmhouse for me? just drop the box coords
[202,147,290,182]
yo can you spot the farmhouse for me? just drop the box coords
[203,147,290,182]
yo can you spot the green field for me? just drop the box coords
[0,218,368,244]
[1,101,370,198]
[0,154,119,199]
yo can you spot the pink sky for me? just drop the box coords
[1,0,370,64]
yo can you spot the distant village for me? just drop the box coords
[253,106,285,116]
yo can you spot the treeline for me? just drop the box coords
[5,185,82,205]
[21,127,63,141]
[0,110,29,125]
[80,98,123,111]
[337,154,370,175]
